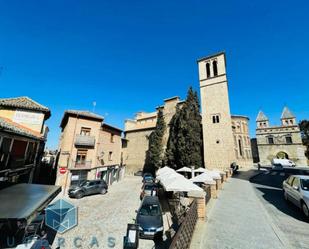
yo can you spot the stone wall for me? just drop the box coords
[231,116,253,168]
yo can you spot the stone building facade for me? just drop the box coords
[256,107,307,166]
[231,115,253,168]
[198,52,252,170]
[124,52,253,173]
[0,96,50,183]
[56,110,124,192]
[124,97,184,174]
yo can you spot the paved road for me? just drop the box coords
[251,170,309,249]
[197,169,291,249]
[50,176,156,249]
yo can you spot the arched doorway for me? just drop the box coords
[276,151,289,159]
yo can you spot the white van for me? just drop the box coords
[271,158,296,167]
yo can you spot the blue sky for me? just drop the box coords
[0,0,308,149]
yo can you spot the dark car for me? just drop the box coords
[136,196,163,240]
[142,173,154,184]
[68,180,108,199]
[134,170,143,176]
[140,183,158,200]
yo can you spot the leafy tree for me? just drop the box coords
[165,87,203,169]
[299,120,309,159]
[144,109,166,174]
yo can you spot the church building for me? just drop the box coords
[255,107,307,166]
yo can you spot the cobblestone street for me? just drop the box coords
[51,176,155,249]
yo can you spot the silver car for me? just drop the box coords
[283,175,309,218]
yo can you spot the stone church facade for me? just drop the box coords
[256,107,307,166]
[198,52,253,170]
[124,52,253,174]
[124,97,184,174]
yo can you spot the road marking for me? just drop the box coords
[271,172,277,175]
[280,173,285,176]
[264,171,270,175]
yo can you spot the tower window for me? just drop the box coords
[286,136,292,144]
[206,63,211,78]
[108,151,113,161]
[213,60,218,76]
[212,115,220,124]
[238,139,243,156]
[290,120,293,124]
[268,137,274,144]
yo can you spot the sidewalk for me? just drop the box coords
[190,169,291,249]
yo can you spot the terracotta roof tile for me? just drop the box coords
[0,117,43,140]
[0,96,50,119]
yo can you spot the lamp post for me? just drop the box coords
[191,165,195,179]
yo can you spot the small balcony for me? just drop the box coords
[75,135,96,147]
[72,160,92,169]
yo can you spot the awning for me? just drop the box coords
[156,166,175,176]
[0,183,61,223]
[176,167,192,173]
[191,173,216,184]
[194,167,207,173]
[164,177,203,192]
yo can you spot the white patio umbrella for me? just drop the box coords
[191,173,216,184]
[159,173,185,186]
[164,177,203,192]
[156,166,175,176]
[194,167,207,173]
[156,170,178,181]
[204,169,221,180]
[176,167,192,173]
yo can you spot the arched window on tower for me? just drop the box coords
[213,60,218,76]
[206,63,211,78]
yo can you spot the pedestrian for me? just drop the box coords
[258,163,261,171]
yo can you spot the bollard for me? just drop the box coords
[210,184,217,199]
[221,173,227,183]
[225,170,229,178]
[196,196,206,220]
[215,179,222,190]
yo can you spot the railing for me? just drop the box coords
[71,160,92,169]
[74,135,95,147]
[169,199,198,249]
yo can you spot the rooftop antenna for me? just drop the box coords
[92,101,96,113]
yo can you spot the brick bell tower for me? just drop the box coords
[198,52,235,170]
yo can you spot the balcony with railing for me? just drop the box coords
[71,160,92,169]
[74,135,96,147]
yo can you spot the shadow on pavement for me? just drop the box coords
[255,186,308,223]
[231,169,261,181]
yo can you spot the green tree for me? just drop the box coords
[299,120,309,159]
[165,87,203,169]
[164,106,181,169]
[144,109,166,174]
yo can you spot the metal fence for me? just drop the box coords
[169,199,198,249]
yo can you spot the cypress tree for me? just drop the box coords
[165,106,180,169]
[144,109,166,174]
[165,87,203,169]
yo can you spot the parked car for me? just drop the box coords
[134,170,143,176]
[282,175,309,218]
[142,174,155,184]
[68,180,108,199]
[136,196,164,240]
[272,158,296,168]
[140,183,158,200]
